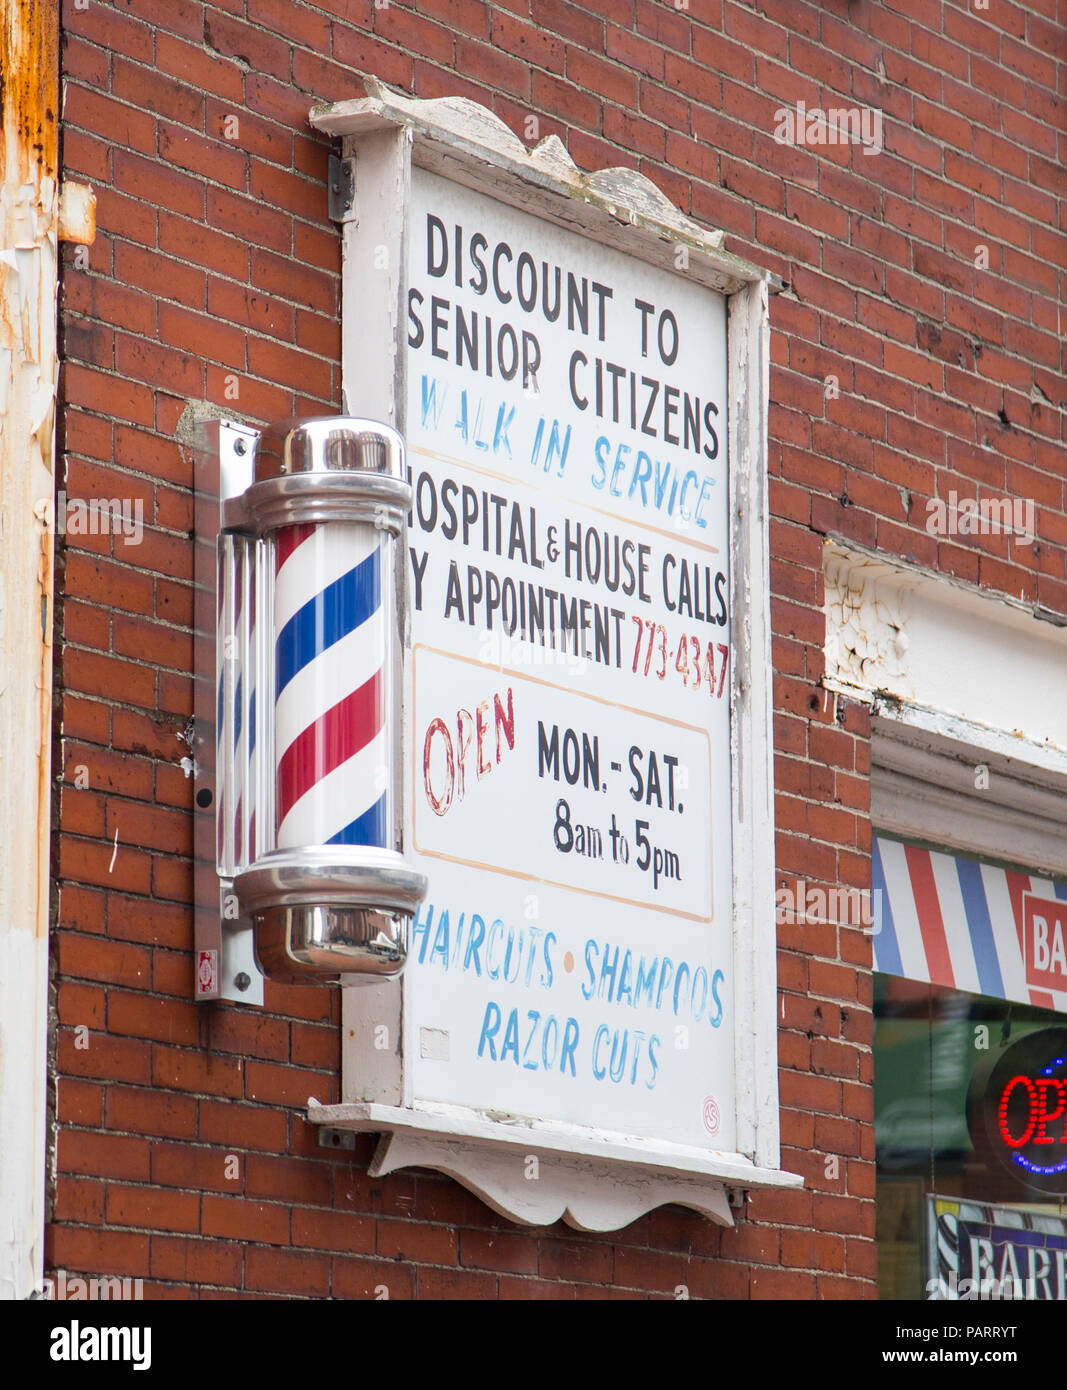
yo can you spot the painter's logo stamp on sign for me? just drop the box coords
[197,950,218,995]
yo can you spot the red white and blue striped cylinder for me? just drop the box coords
[273,520,391,851]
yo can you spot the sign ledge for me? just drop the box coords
[308,1101,801,1231]
[308,1100,803,1193]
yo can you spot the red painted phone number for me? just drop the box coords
[631,616,728,696]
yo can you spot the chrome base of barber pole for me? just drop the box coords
[234,847,427,982]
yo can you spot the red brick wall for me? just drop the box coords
[51,0,1064,1298]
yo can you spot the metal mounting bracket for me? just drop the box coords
[191,417,264,1006]
[328,153,356,223]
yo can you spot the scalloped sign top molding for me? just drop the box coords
[309,77,754,268]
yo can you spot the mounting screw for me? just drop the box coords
[234,972,251,991]
[234,437,248,456]
[195,787,213,809]
[318,1127,356,1151]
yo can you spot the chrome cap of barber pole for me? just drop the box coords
[222,417,412,535]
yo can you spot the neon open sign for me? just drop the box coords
[970,1029,1067,1193]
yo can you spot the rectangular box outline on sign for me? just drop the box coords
[411,641,715,923]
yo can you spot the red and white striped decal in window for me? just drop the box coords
[873,836,1067,1011]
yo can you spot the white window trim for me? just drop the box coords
[824,537,1067,875]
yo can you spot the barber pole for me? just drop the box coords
[273,521,389,850]
[224,419,427,981]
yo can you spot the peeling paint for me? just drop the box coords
[0,0,59,1301]
[56,180,94,245]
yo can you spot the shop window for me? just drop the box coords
[873,835,1067,1300]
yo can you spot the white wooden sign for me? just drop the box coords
[309,82,799,1229]
[405,167,734,1150]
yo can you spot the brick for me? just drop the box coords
[750,1267,816,1298]
[246,0,331,50]
[290,1207,375,1255]
[493,11,565,73]
[152,948,193,997]
[294,308,340,361]
[416,1267,499,1299]
[42,0,1067,1306]
[414,59,492,109]
[532,0,602,47]
[201,1195,290,1245]
[205,365,294,423]
[613,1245,690,1293]
[607,106,666,160]
[63,363,156,429]
[61,743,152,800]
[531,70,600,130]
[152,1045,244,1099]
[64,84,158,156]
[48,1226,150,1280]
[329,29,414,93]
[106,1184,200,1233]
[288,1020,336,1070]
[158,213,250,286]
[62,126,111,183]
[111,709,185,761]
[245,1153,333,1206]
[372,1217,456,1266]
[202,13,292,83]
[58,934,152,988]
[246,336,332,400]
[498,1275,578,1299]
[333,1256,415,1300]
[105,1085,197,1140]
[538,1237,614,1284]
[244,1058,330,1107]
[108,990,200,1047]
[814,1193,872,1237]
[108,895,190,951]
[781,1229,846,1271]
[778,1069,841,1116]
[59,1129,150,1182]
[57,1078,104,1128]
[246,1246,331,1297]
[151,1141,246,1194]
[58,1029,152,1086]
[115,334,203,398]
[53,1175,106,1225]
[111,58,204,131]
[150,1236,244,1288]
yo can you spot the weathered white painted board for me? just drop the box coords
[310,84,795,1225]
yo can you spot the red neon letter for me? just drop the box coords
[1033,1078,1067,1145]
[997,1075,1038,1149]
